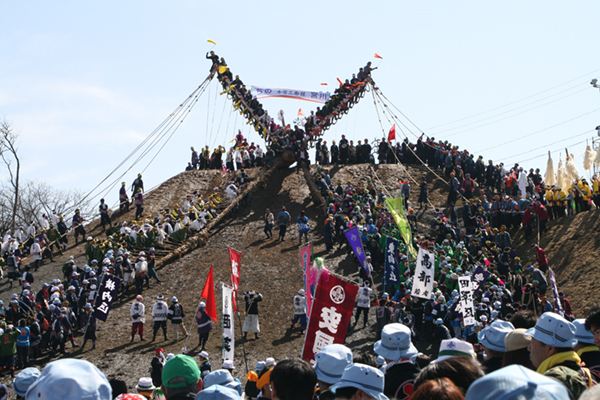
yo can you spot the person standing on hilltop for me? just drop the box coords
[277,207,291,242]
[131,173,144,197]
[72,209,86,246]
[119,182,129,215]
[134,189,144,220]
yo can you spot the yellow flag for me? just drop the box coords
[218,65,227,74]
[386,197,417,260]
[207,39,217,45]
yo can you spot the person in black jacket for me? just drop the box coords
[242,291,263,340]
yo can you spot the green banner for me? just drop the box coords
[385,197,417,260]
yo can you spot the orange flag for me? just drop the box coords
[337,77,343,86]
[298,108,304,117]
[201,265,217,321]
[374,53,383,59]
[320,83,328,86]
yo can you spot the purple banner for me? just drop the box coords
[471,266,490,293]
[93,274,122,322]
[549,268,564,317]
[344,227,367,274]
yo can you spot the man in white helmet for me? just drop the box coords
[152,295,169,341]
[289,289,307,334]
[130,295,145,342]
[167,296,187,343]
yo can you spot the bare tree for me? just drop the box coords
[0,119,20,231]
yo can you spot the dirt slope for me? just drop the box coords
[1,162,596,393]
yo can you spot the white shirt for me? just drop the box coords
[357,287,372,308]
[131,301,145,323]
[293,295,307,315]
[31,243,42,260]
[152,301,168,321]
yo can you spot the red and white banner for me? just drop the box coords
[251,86,330,103]
[301,270,358,365]
[300,244,314,315]
[229,248,241,311]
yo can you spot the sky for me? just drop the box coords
[3,1,600,208]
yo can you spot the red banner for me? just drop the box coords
[229,248,241,311]
[301,270,359,364]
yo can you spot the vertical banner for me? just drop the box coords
[471,266,491,293]
[229,248,241,311]
[549,268,565,317]
[385,237,401,286]
[301,272,358,365]
[93,274,121,322]
[344,227,367,272]
[385,197,417,260]
[300,244,313,313]
[458,275,476,326]
[222,284,235,361]
[411,247,434,300]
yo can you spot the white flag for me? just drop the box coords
[411,247,434,300]
[458,276,476,326]
[222,284,235,361]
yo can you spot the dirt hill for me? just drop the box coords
[0,162,595,393]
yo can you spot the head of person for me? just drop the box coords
[330,363,387,400]
[478,320,515,360]
[573,319,597,351]
[410,377,465,400]
[584,304,600,348]
[203,370,241,392]
[161,355,201,399]
[270,358,317,400]
[525,312,577,369]
[195,385,241,400]
[502,328,535,370]
[25,359,111,400]
[374,323,418,362]
[464,365,568,400]
[414,357,483,395]
[135,377,155,398]
[13,367,41,398]
[314,344,353,390]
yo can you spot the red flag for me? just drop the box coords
[374,53,383,59]
[320,83,328,86]
[298,108,304,117]
[200,266,217,321]
[388,124,396,141]
[301,271,358,364]
[229,248,241,311]
[337,77,343,86]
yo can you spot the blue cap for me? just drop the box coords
[524,312,577,348]
[478,320,515,352]
[331,364,388,400]
[25,359,111,400]
[374,323,418,361]
[573,319,595,344]
[465,365,568,400]
[203,370,240,392]
[314,344,353,385]
[195,385,241,400]
[13,367,41,396]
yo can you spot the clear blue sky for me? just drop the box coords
[2,1,600,207]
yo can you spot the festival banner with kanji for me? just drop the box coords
[471,266,491,293]
[93,274,121,322]
[549,268,565,317]
[458,275,476,326]
[251,86,330,103]
[300,244,314,314]
[222,284,235,361]
[344,227,367,273]
[385,197,417,260]
[301,270,358,365]
[411,247,434,300]
[385,237,401,286]
[229,248,241,311]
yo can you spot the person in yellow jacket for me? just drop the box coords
[580,179,592,211]
[592,175,600,208]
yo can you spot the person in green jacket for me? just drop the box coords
[0,325,20,377]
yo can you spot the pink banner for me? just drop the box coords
[300,244,313,315]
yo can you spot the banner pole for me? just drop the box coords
[236,310,249,374]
